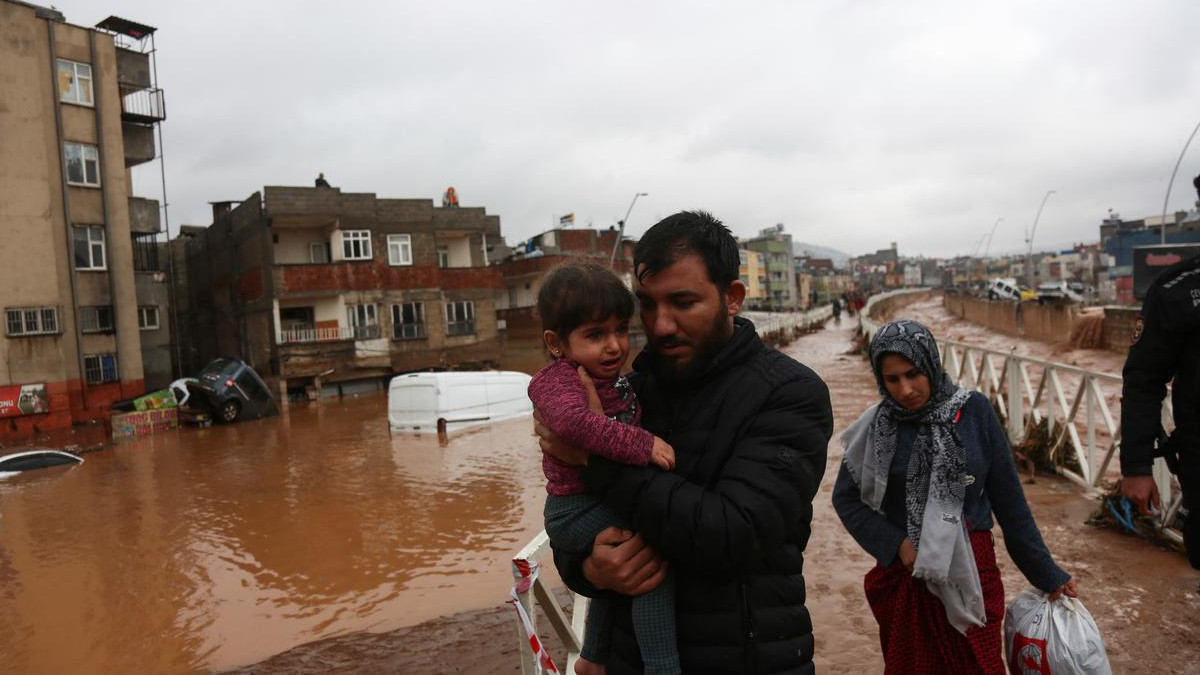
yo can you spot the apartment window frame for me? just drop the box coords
[391,302,427,340]
[342,230,372,261]
[56,59,94,107]
[347,303,379,339]
[5,306,60,337]
[79,306,115,334]
[84,353,118,385]
[138,306,160,330]
[445,300,475,337]
[387,234,413,266]
[73,225,107,270]
[436,246,450,268]
[309,242,330,263]
[64,142,101,187]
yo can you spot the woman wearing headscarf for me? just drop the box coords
[833,319,1077,673]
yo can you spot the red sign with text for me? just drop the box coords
[0,383,50,418]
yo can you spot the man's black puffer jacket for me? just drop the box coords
[554,318,833,674]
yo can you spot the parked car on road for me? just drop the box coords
[187,358,276,423]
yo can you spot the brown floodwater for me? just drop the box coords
[0,397,548,674]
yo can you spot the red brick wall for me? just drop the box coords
[558,229,594,253]
[280,262,502,294]
[0,377,145,446]
[237,267,265,302]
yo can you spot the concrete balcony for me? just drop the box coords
[128,197,160,234]
[279,325,354,344]
[122,122,155,167]
[115,47,151,91]
[121,88,166,124]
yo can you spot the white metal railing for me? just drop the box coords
[940,339,1182,545]
[278,325,354,344]
[859,288,933,341]
[741,305,833,336]
[511,532,587,675]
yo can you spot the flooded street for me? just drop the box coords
[2,306,1197,674]
[0,398,547,673]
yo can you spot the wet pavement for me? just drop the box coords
[2,305,1197,673]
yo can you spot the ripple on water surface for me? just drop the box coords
[0,393,546,673]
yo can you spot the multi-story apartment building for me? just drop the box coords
[738,248,767,309]
[745,224,799,310]
[0,2,167,442]
[181,186,506,399]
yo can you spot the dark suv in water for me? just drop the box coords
[187,358,276,423]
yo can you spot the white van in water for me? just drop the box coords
[387,371,533,433]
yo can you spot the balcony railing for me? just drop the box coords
[279,325,354,344]
[121,88,166,123]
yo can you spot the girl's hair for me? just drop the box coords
[536,262,634,338]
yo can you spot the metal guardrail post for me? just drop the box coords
[1006,350,1024,444]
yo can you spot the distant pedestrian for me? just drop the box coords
[832,298,842,320]
[315,173,331,188]
[833,319,1076,673]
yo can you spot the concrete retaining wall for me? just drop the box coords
[941,293,1138,355]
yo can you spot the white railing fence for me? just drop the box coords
[940,339,1182,545]
[511,532,587,675]
[741,305,833,336]
[277,325,355,344]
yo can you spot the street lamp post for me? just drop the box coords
[981,217,1004,281]
[1159,117,1200,244]
[1024,190,1056,289]
[610,192,648,267]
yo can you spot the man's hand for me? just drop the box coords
[582,526,668,596]
[1121,475,1161,516]
[898,537,917,573]
[650,437,676,471]
[533,409,588,466]
[1048,578,1078,602]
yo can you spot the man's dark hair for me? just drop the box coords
[536,262,634,338]
[633,210,740,287]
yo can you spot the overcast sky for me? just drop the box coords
[66,0,1200,258]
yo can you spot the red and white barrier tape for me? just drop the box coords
[510,557,561,674]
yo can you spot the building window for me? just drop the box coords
[138,306,160,330]
[309,242,330,263]
[84,353,118,385]
[64,143,100,186]
[79,306,115,333]
[445,301,475,336]
[342,230,372,260]
[5,307,59,336]
[347,303,379,339]
[56,59,94,106]
[437,246,449,268]
[132,233,160,272]
[391,302,426,340]
[387,234,413,266]
[73,225,107,270]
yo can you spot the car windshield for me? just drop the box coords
[201,359,241,381]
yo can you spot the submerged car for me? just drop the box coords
[0,449,83,478]
[187,358,276,423]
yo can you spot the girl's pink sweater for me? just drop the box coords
[528,358,654,495]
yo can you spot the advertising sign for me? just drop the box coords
[0,383,49,418]
[1132,244,1200,300]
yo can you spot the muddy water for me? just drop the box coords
[0,398,548,673]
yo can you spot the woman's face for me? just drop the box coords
[879,353,932,411]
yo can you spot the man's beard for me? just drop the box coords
[651,302,733,386]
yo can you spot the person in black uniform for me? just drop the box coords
[1120,247,1200,569]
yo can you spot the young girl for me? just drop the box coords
[529,262,679,675]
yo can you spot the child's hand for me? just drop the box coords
[650,437,675,471]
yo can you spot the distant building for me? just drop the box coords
[180,186,506,399]
[739,248,767,308]
[745,224,799,310]
[1099,210,1200,303]
[0,2,169,442]
[497,227,632,313]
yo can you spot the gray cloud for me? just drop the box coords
[75,0,1200,258]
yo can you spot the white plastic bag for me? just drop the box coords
[1004,588,1112,675]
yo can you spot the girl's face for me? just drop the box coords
[879,353,932,411]
[558,315,631,379]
